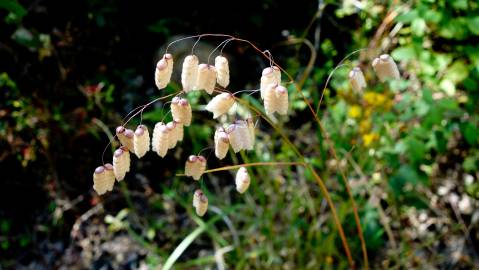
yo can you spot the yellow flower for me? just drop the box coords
[348,105,362,118]
[362,132,379,147]
[359,120,372,134]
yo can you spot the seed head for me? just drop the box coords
[372,54,400,82]
[181,55,199,92]
[133,125,150,158]
[195,64,217,94]
[349,67,367,93]
[171,97,192,126]
[93,163,115,195]
[113,147,130,181]
[235,167,251,194]
[193,189,208,216]
[205,92,235,119]
[154,53,174,90]
[215,55,230,88]
[185,155,206,180]
[214,127,229,159]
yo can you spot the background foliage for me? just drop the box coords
[1,0,478,269]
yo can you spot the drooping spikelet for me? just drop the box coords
[214,127,229,160]
[226,123,243,153]
[185,155,206,180]
[166,121,179,149]
[205,92,235,119]
[116,126,135,153]
[264,84,278,115]
[215,55,230,88]
[113,146,130,181]
[193,189,208,216]
[133,125,150,158]
[235,167,251,194]
[275,85,288,115]
[93,163,115,195]
[171,97,192,126]
[349,67,366,93]
[235,120,253,150]
[264,84,288,116]
[181,55,199,92]
[151,122,169,157]
[154,53,174,90]
[195,64,217,94]
[372,54,400,82]
[260,66,281,99]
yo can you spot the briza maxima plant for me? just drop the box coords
[92,33,402,268]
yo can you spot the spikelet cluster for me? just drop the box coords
[155,53,174,90]
[264,84,288,116]
[133,125,150,158]
[93,164,115,195]
[151,122,169,157]
[195,64,217,94]
[171,97,192,126]
[372,54,400,82]
[185,155,206,180]
[205,92,235,119]
[181,55,199,92]
[260,66,281,99]
[235,167,250,194]
[193,189,208,216]
[116,126,135,152]
[214,127,229,159]
[215,55,230,87]
[113,146,130,181]
[349,67,367,93]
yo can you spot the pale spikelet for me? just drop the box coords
[235,120,253,150]
[171,97,192,126]
[263,83,278,115]
[195,64,217,94]
[215,55,230,87]
[93,164,115,195]
[193,189,208,216]
[275,85,288,115]
[113,147,130,181]
[174,121,184,142]
[166,121,178,149]
[185,155,206,180]
[226,124,243,153]
[205,92,235,119]
[181,55,199,92]
[151,122,169,157]
[372,54,400,82]
[349,67,366,93]
[214,127,229,160]
[116,126,135,152]
[235,167,251,194]
[133,125,150,158]
[246,118,255,147]
[260,66,281,99]
[154,53,174,90]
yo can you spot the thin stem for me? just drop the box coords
[316,48,367,114]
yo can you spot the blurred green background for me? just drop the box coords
[1,0,479,269]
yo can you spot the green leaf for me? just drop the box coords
[462,122,478,146]
[411,18,427,36]
[467,17,479,35]
[391,46,416,61]
[407,137,426,163]
[396,10,419,23]
[0,0,27,24]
